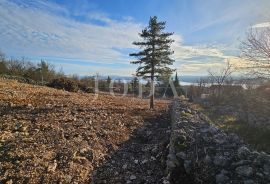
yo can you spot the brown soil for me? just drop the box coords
[0,79,170,184]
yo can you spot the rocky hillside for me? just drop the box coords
[0,79,169,183]
[2,79,269,184]
[167,100,270,184]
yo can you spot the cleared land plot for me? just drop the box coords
[0,79,169,183]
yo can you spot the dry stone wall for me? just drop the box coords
[166,100,270,184]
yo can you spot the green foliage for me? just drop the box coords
[130,16,175,79]
[156,72,185,97]
[0,51,63,83]
[48,77,79,92]
[130,77,139,94]
[0,61,7,74]
[107,76,111,85]
[224,121,270,154]
[130,16,175,108]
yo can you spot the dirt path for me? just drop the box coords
[92,111,171,184]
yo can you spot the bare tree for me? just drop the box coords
[208,62,234,97]
[241,28,270,78]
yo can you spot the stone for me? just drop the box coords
[216,172,229,183]
[204,154,212,164]
[64,175,72,183]
[122,164,127,169]
[213,133,226,144]
[184,160,192,173]
[213,156,227,166]
[176,152,186,160]
[162,179,170,184]
[255,172,264,178]
[235,166,253,177]
[238,146,250,159]
[263,163,270,175]
[232,160,251,167]
[130,175,136,180]
[186,109,192,114]
[244,180,255,184]
[167,154,178,167]
[142,159,148,164]
[47,160,57,172]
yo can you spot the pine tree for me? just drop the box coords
[174,72,180,87]
[0,52,7,74]
[130,16,175,109]
[131,77,139,94]
[106,76,111,91]
[107,76,111,84]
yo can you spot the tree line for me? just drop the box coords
[0,50,184,97]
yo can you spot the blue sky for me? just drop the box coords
[0,0,270,76]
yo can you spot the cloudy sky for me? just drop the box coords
[0,0,269,76]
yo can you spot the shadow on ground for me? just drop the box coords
[91,110,171,184]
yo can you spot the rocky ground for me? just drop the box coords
[3,79,268,184]
[167,100,270,184]
[92,111,170,184]
[0,79,170,184]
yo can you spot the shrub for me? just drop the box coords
[48,77,79,92]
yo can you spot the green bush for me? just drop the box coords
[48,77,79,92]
[0,74,37,84]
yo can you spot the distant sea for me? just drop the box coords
[79,75,204,85]
[180,81,197,86]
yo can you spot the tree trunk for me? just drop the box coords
[150,78,154,109]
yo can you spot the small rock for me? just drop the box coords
[255,172,264,178]
[238,146,250,159]
[216,172,229,183]
[204,154,212,164]
[235,165,253,177]
[186,109,192,114]
[176,152,186,160]
[142,159,148,164]
[6,179,13,184]
[130,175,136,180]
[263,163,270,175]
[213,133,226,144]
[163,179,170,184]
[232,160,251,167]
[167,154,179,168]
[47,160,57,172]
[213,156,227,166]
[134,159,138,164]
[184,160,192,173]
[64,175,72,183]
[244,180,255,184]
[45,104,52,108]
[122,164,127,169]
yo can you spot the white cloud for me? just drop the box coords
[172,44,225,60]
[252,22,270,28]
[55,63,135,76]
[0,0,142,64]
[0,0,242,76]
